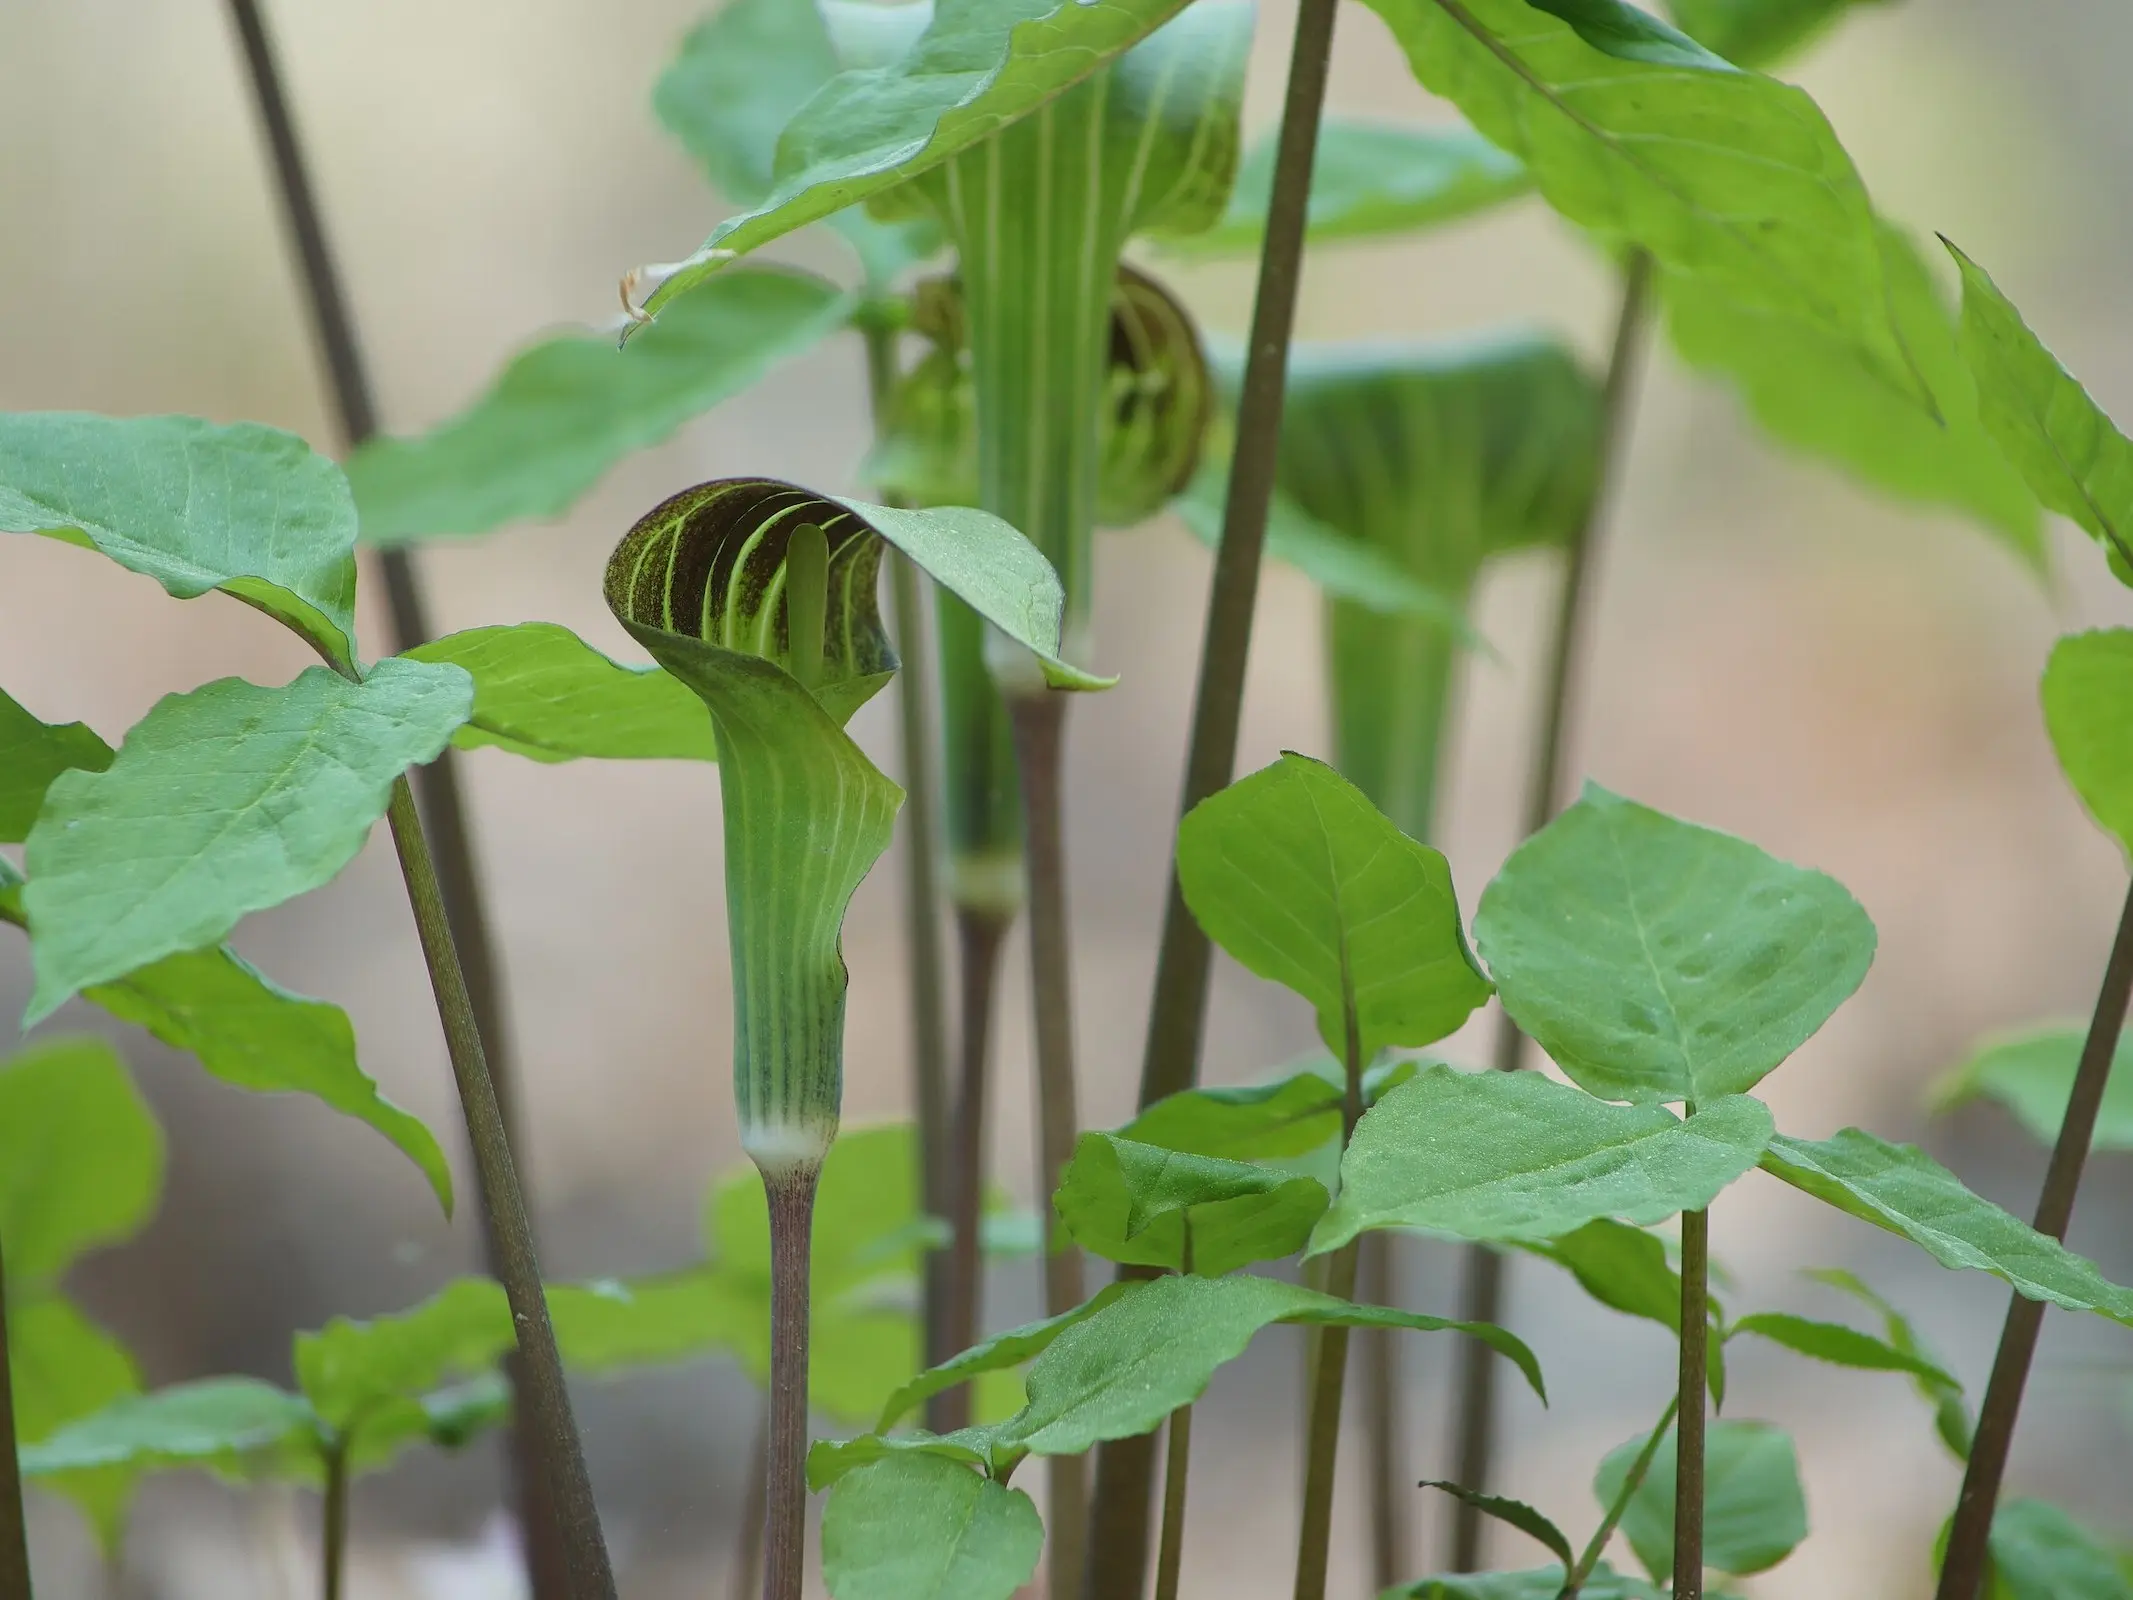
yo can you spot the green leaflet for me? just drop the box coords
[1727,1311,1959,1388]
[1473,784,1876,1105]
[1363,0,1926,410]
[349,269,855,544]
[1177,119,1531,257]
[1594,1419,1807,1583]
[1762,1130,2133,1324]
[2043,630,2133,856]
[406,623,720,763]
[22,658,474,1024]
[1177,753,1494,1063]
[1311,1066,1773,1253]
[1521,1218,1684,1333]
[821,1453,1045,1600]
[19,1378,320,1487]
[1121,1058,1418,1163]
[1415,1484,1574,1570]
[1806,1267,1971,1460]
[1666,0,1889,69]
[1984,1500,2133,1600]
[873,1283,1135,1432]
[10,1297,141,1544]
[1667,224,2044,570]
[1948,241,2133,575]
[0,688,112,844]
[295,1278,515,1439]
[1932,1021,2133,1153]
[1052,1132,1329,1276]
[1388,1565,1659,1600]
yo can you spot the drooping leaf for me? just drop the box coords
[1594,1419,1807,1583]
[21,659,473,1024]
[0,689,112,844]
[1932,1020,2133,1154]
[293,1278,514,1440]
[1948,241,2133,576]
[0,1037,164,1282]
[1762,1131,2133,1324]
[1053,1133,1328,1277]
[1177,119,1530,257]
[1120,1058,1420,1166]
[1985,1500,2133,1600]
[17,1378,319,1484]
[10,1295,142,1545]
[1387,1565,1659,1600]
[348,270,854,545]
[1177,753,1493,1063]
[1728,1311,1959,1388]
[821,1453,1045,1600]
[1805,1267,1971,1460]
[1361,0,1926,409]
[1522,1218,1684,1333]
[403,623,719,764]
[1474,783,1876,1105]
[2043,631,2133,856]
[0,413,361,666]
[1312,1065,1772,1253]
[1666,0,1889,69]
[873,1283,1135,1432]
[1416,1482,1574,1570]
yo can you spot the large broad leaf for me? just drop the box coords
[1052,1132,1328,1277]
[406,623,719,763]
[17,1378,320,1485]
[1932,1021,2133,1155]
[1594,1419,1807,1583]
[1666,0,1888,69]
[633,0,1202,318]
[0,1037,163,1283]
[2043,631,2133,856]
[1176,753,1492,1063]
[1667,225,2044,571]
[348,270,853,545]
[10,1297,141,1544]
[1474,784,1876,1106]
[1728,1311,1958,1388]
[1312,1065,1772,1253]
[1762,1131,2133,1324]
[0,413,361,666]
[1948,242,2133,576]
[0,689,111,844]
[1388,1565,1659,1599]
[1985,1500,2133,1600]
[21,658,473,1023]
[1121,1058,1416,1163]
[821,1453,1044,1600]
[1361,0,1924,409]
[1520,1217,1684,1333]
[1177,119,1530,257]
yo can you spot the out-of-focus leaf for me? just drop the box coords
[1985,1500,2133,1600]
[1474,783,1875,1106]
[0,1037,163,1281]
[2043,631,2133,856]
[17,1379,319,1484]
[1053,1133,1328,1276]
[820,1453,1044,1600]
[293,1278,515,1440]
[1932,1020,2133,1154]
[1595,1419,1807,1582]
[1729,1311,1958,1388]
[0,689,111,844]
[1806,1267,1971,1460]
[10,1297,142,1545]
[1666,0,1890,69]
[1387,1565,1659,1599]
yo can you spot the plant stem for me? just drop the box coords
[934,908,1010,1432]
[762,1171,819,1600]
[1561,1395,1678,1600]
[1084,0,1344,1581]
[1004,690,1089,1600]
[0,1230,31,1600]
[1935,876,2133,1600]
[1358,1235,1405,1590]
[383,778,616,1598]
[1153,1402,1195,1600]
[222,5,565,1591]
[321,1441,350,1600]
[1446,252,1655,1571]
[1673,1204,1710,1600]
[730,1402,769,1600]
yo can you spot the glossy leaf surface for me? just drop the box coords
[2043,630,2133,856]
[1595,1419,1807,1582]
[1932,1020,2133,1154]
[1053,1133,1328,1276]
[0,690,111,844]
[821,1453,1044,1600]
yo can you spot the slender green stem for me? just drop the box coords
[0,1228,31,1600]
[1936,875,2133,1600]
[762,1171,820,1600]
[321,1440,350,1600]
[935,908,1011,1432]
[1674,1204,1710,1600]
[731,1403,769,1600]
[1358,1234,1405,1590]
[383,779,617,1598]
[1447,253,1656,1571]
[1560,1395,1678,1600]
[1085,0,1345,1582]
[1154,1217,1198,1600]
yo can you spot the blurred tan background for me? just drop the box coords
[4,0,2132,1594]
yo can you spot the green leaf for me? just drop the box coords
[1985,1500,2133,1600]
[1804,1267,1971,1460]
[404,623,719,764]
[1052,1133,1329,1276]
[821,1453,1044,1600]
[1522,1218,1683,1332]
[1474,783,1875,1105]
[0,1037,163,1283]
[1666,0,1889,69]
[1667,224,2044,570]
[1932,1020,2133,1154]
[0,689,111,844]
[550,1271,760,1374]
[21,658,473,1024]
[1948,241,2133,573]
[18,1378,319,1483]
[2043,631,2133,856]
[348,270,853,544]
[1121,1059,1420,1165]
[633,0,1201,318]
[1311,1065,1773,1253]
[1729,1311,1959,1388]
[1594,1419,1807,1583]
[0,413,361,666]
[873,1283,1135,1432]
[1416,1482,1574,1570]
[1176,753,1493,1062]
[1388,1565,1659,1599]
[1362,0,1925,410]
[293,1278,514,1438]
[1176,119,1530,257]
[1762,1130,2133,1324]
[10,1297,142,1546]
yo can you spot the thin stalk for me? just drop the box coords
[1153,1214,1199,1600]
[1084,0,1345,1581]
[1935,876,2133,1600]
[1447,252,1656,1570]
[321,1441,350,1600]
[0,1230,31,1600]
[1005,691,1089,1600]
[730,1403,769,1600]
[383,779,616,1598]
[934,908,1011,1433]
[1673,1205,1710,1600]
[1358,1235,1405,1589]
[223,5,564,1592]
[1560,1395,1678,1600]
[762,1173,820,1600]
